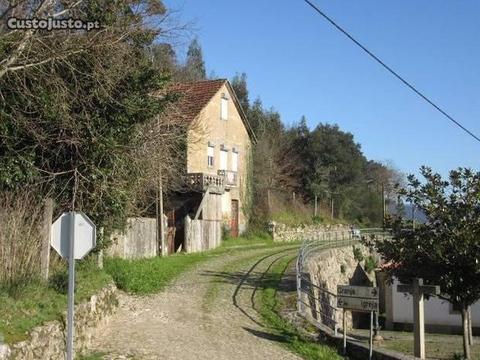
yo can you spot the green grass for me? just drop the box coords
[0,258,112,344]
[377,333,480,360]
[258,255,342,360]
[105,231,282,295]
[78,352,108,360]
[105,252,211,295]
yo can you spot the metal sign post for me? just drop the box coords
[369,311,374,359]
[51,212,96,360]
[337,285,379,360]
[67,211,75,360]
[343,308,347,355]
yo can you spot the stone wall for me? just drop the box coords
[301,245,376,330]
[0,284,118,360]
[268,221,351,242]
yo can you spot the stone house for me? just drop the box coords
[165,79,256,251]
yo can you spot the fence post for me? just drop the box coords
[41,198,53,280]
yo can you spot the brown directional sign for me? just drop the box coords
[337,285,379,312]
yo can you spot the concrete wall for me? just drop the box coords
[0,285,118,360]
[187,82,252,233]
[386,277,480,333]
[108,217,165,259]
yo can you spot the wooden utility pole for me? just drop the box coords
[412,205,416,229]
[314,195,318,217]
[267,188,271,214]
[381,183,386,226]
[41,198,53,280]
[157,164,166,257]
[330,196,334,219]
[398,278,440,359]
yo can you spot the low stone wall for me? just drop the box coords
[302,245,376,330]
[268,222,351,242]
[0,284,118,360]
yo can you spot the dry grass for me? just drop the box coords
[0,192,43,289]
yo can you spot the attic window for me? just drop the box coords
[221,93,228,120]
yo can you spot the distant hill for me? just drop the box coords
[387,202,428,224]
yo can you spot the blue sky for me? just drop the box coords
[165,0,480,178]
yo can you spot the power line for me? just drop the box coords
[303,0,480,144]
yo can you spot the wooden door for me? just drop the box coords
[230,200,239,237]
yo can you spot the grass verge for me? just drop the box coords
[0,258,112,344]
[258,255,342,360]
[105,232,289,295]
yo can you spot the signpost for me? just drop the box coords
[51,212,96,360]
[397,278,440,359]
[337,285,379,359]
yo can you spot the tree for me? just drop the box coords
[182,38,206,81]
[364,167,480,359]
[150,43,177,74]
[231,72,249,112]
[0,0,186,238]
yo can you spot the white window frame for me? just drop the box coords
[207,145,214,167]
[219,149,228,170]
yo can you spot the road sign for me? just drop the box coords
[338,285,379,299]
[50,212,96,360]
[51,212,96,259]
[337,285,379,359]
[337,296,379,312]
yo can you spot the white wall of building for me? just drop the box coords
[391,278,480,327]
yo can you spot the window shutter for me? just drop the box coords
[232,152,238,172]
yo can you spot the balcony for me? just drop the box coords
[187,173,225,194]
[218,170,238,188]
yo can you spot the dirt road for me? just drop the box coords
[90,245,301,360]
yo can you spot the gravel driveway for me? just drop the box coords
[89,245,302,360]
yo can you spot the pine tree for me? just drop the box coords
[184,38,206,81]
[231,72,249,112]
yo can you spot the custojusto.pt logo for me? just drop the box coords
[7,17,100,31]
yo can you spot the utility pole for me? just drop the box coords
[314,195,318,217]
[158,163,166,256]
[412,205,416,230]
[382,183,386,227]
[330,196,334,219]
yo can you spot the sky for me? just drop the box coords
[165,0,480,178]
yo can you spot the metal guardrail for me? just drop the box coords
[295,228,390,336]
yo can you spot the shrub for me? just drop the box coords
[0,192,43,289]
[352,246,364,262]
[364,255,378,274]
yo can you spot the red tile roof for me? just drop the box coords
[168,79,226,123]
[162,79,256,142]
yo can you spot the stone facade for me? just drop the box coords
[187,81,252,234]
[0,284,118,360]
